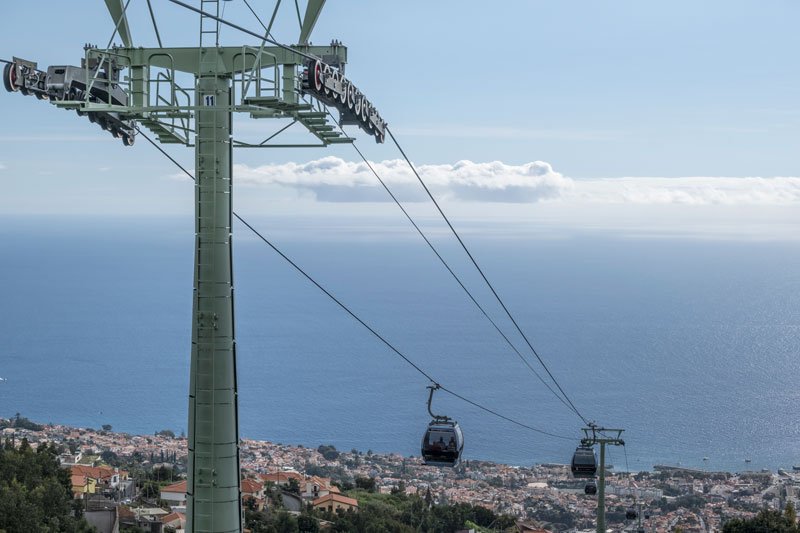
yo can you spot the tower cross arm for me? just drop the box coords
[581,426,625,446]
[116,45,347,75]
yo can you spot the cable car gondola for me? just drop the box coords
[571,442,597,478]
[420,385,464,467]
[584,480,597,495]
[626,508,638,520]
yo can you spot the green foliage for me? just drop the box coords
[0,441,93,532]
[140,480,161,499]
[100,450,120,467]
[151,465,174,482]
[787,502,797,525]
[354,476,377,493]
[0,413,44,431]
[101,424,112,432]
[303,463,350,484]
[317,444,340,461]
[390,481,406,495]
[155,429,176,438]
[286,477,301,494]
[273,511,299,533]
[297,513,320,533]
[723,507,800,533]
[244,490,515,533]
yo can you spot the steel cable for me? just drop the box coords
[385,126,590,426]
[136,126,573,441]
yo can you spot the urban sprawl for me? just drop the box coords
[3,419,799,532]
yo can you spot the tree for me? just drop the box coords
[100,450,120,466]
[723,508,799,533]
[140,480,160,499]
[286,477,301,494]
[101,424,112,431]
[0,439,93,532]
[355,476,376,493]
[391,481,406,495]
[156,429,176,438]
[274,511,299,533]
[152,465,173,482]
[317,444,339,461]
[297,513,320,533]
[787,502,797,525]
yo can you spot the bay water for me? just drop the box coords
[1,215,798,473]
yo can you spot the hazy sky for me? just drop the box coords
[1,1,798,237]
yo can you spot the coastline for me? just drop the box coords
[4,416,798,531]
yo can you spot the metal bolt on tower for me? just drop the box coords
[3,0,386,531]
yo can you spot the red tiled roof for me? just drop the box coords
[161,511,185,524]
[308,476,332,489]
[241,478,263,494]
[71,465,115,481]
[312,493,358,508]
[161,480,187,493]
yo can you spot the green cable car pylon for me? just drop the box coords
[4,1,385,530]
[581,425,625,533]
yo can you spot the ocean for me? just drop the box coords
[1,215,799,473]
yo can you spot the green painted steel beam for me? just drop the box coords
[187,67,242,533]
[108,45,346,75]
[298,0,326,45]
[103,0,133,47]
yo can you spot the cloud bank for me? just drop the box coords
[231,157,800,206]
[233,157,571,203]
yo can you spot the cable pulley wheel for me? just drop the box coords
[4,63,18,93]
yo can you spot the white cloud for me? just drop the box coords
[233,157,572,203]
[231,156,800,206]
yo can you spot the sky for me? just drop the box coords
[0,1,798,238]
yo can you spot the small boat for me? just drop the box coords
[703,457,709,461]
[745,459,752,463]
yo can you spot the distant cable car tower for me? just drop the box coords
[578,425,625,533]
[4,1,385,530]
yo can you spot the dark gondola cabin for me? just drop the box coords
[584,481,597,495]
[626,508,638,520]
[421,420,464,467]
[571,445,597,478]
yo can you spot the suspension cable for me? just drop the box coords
[334,123,579,417]
[136,126,573,441]
[242,0,272,37]
[148,0,592,430]
[145,0,163,48]
[385,126,590,425]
